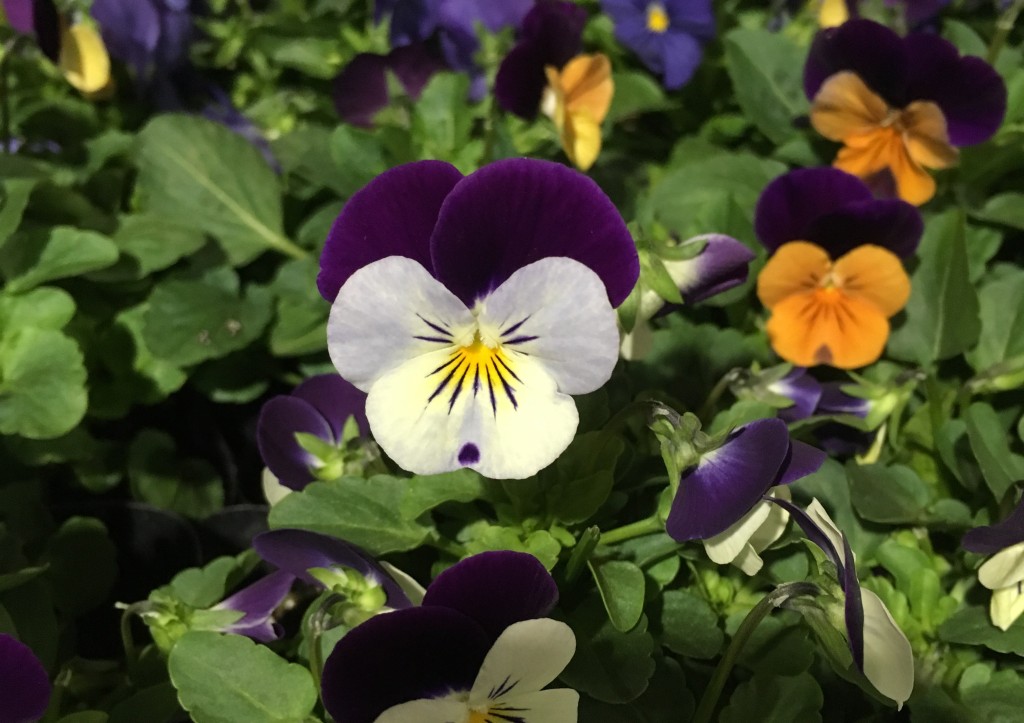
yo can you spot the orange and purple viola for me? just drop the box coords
[804,19,1006,205]
[754,167,922,369]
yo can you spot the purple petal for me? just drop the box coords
[376,0,441,46]
[291,374,368,441]
[388,43,446,100]
[664,0,717,35]
[678,234,755,304]
[256,396,331,491]
[429,159,639,307]
[898,0,949,28]
[92,0,162,75]
[754,168,872,253]
[962,497,1024,554]
[773,440,827,486]
[422,551,559,642]
[807,198,923,259]
[216,570,295,643]
[769,496,844,573]
[803,20,908,107]
[666,419,791,541]
[331,53,391,128]
[0,634,51,723]
[843,537,865,670]
[321,606,489,723]
[252,529,414,609]
[495,40,550,119]
[772,368,823,423]
[2,0,34,34]
[439,0,532,34]
[658,30,705,91]
[902,33,1006,146]
[317,160,464,301]
[817,382,870,417]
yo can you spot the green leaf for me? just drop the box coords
[105,215,206,279]
[847,463,931,524]
[166,556,253,609]
[268,477,431,555]
[412,73,480,171]
[135,114,302,264]
[0,179,38,244]
[720,672,823,723]
[658,589,724,659]
[267,258,328,357]
[968,270,1024,371]
[607,71,670,123]
[541,432,624,525]
[971,192,1024,230]
[0,327,87,439]
[958,665,1024,722]
[560,598,656,704]
[589,559,645,632]
[143,270,273,367]
[888,209,980,365]
[939,605,1024,655]
[964,402,1024,500]
[1,226,119,292]
[0,287,75,330]
[400,469,489,519]
[108,683,181,723]
[723,28,809,145]
[42,517,118,616]
[169,631,317,723]
[329,125,388,198]
[128,430,224,519]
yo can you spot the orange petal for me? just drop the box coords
[757,241,831,310]
[766,289,891,369]
[832,245,911,317]
[902,100,959,170]
[559,54,613,125]
[833,128,897,179]
[810,71,890,142]
[888,140,937,205]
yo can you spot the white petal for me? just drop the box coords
[748,486,791,552]
[732,545,765,576]
[365,347,578,479]
[704,502,772,566]
[468,619,576,707]
[494,689,579,723]
[478,258,620,395]
[861,588,914,709]
[378,561,426,605]
[806,498,847,562]
[979,541,1024,590]
[261,467,292,506]
[328,256,474,392]
[990,583,1024,631]
[374,697,468,723]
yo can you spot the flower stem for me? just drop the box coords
[600,516,662,545]
[692,581,819,723]
[697,369,740,422]
[988,0,1024,65]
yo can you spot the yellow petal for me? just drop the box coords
[766,288,891,369]
[832,245,911,318]
[559,53,613,126]
[756,241,831,310]
[60,23,111,94]
[902,100,959,170]
[811,71,890,142]
[818,0,850,27]
[887,139,938,205]
[562,109,602,171]
[833,127,898,179]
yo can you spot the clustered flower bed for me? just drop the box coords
[1,0,1023,721]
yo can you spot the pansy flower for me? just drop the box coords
[816,0,949,29]
[754,167,921,369]
[0,634,51,723]
[321,550,577,723]
[320,159,638,480]
[770,367,823,423]
[333,44,446,128]
[805,19,1006,205]
[667,417,825,542]
[704,486,793,575]
[90,0,191,85]
[962,496,1024,631]
[541,54,614,170]
[256,374,369,492]
[600,0,715,90]
[779,498,914,707]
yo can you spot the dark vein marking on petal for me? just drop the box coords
[500,316,530,337]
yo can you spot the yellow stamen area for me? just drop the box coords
[756,241,911,369]
[428,333,520,414]
[646,3,670,33]
[543,53,614,171]
[810,71,959,206]
[467,711,489,723]
[59,22,112,94]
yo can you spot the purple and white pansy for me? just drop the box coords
[320,158,639,480]
[963,495,1024,631]
[0,634,51,723]
[320,550,577,723]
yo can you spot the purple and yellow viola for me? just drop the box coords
[319,158,638,480]
[805,19,1006,205]
[321,551,577,723]
[754,167,922,369]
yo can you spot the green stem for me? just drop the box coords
[601,399,653,436]
[988,0,1024,65]
[600,516,662,545]
[307,593,345,693]
[697,369,739,422]
[119,605,140,676]
[692,581,819,723]
[426,535,466,558]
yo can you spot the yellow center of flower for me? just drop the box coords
[809,71,959,206]
[467,711,489,723]
[646,3,670,32]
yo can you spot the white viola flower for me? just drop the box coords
[963,498,1024,631]
[704,486,792,575]
[318,159,639,480]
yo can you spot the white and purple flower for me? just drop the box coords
[963,496,1024,631]
[319,159,639,480]
[320,550,577,723]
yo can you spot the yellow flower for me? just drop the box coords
[542,54,613,172]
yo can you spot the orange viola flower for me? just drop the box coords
[757,242,910,369]
[542,53,614,171]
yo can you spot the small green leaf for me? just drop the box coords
[0,179,38,244]
[400,469,489,519]
[0,287,75,331]
[169,631,317,723]
[939,605,1024,655]
[542,432,624,525]
[589,559,645,632]
[329,125,388,197]
[607,71,670,123]
[128,430,224,519]
[659,589,724,659]
[42,517,118,616]
[105,215,206,279]
[720,672,823,723]
[847,463,931,524]
[964,402,1024,500]
[969,270,1024,371]
[1,226,119,292]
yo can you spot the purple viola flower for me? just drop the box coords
[253,529,416,610]
[375,0,441,47]
[91,0,192,83]
[212,570,295,643]
[319,159,638,480]
[436,0,534,98]
[672,233,755,304]
[332,44,446,127]
[666,418,826,541]
[772,368,824,423]
[2,0,59,60]
[755,167,923,260]
[321,551,577,723]
[495,1,587,119]
[0,634,51,723]
[256,375,368,491]
[600,0,715,90]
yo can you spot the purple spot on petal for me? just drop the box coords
[458,443,480,465]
